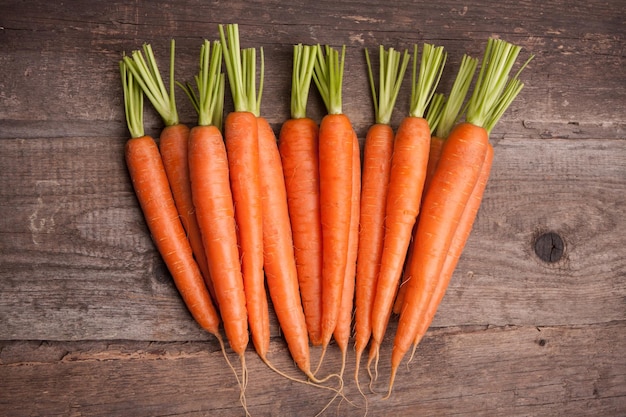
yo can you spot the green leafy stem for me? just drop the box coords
[365,45,410,125]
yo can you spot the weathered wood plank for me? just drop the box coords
[1,322,624,416]
[0,136,623,341]
[0,0,624,140]
[0,0,624,414]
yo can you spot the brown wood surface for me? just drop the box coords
[1,0,624,416]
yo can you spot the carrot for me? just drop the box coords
[409,142,493,353]
[312,44,356,360]
[392,92,446,315]
[333,130,360,378]
[229,34,315,377]
[368,43,447,372]
[180,40,253,413]
[392,94,446,315]
[393,54,479,315]
[389,38,533,397]
[219,24,269,361]
[257,116,315,376]
[119,59,221,340]
[278,44,323,346]
[123,41,217,304]
[354,45,409,388]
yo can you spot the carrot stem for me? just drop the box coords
[409,43,447,118]
[122,40,179,127]
[120,60,144,139]
[435,54,479,138]
[219,23,263,115]
[289,44,317,119]
[425,92,446,135]
[466,38,533,132]
[178,40,225,129]
[364,45,410,125]
[312,44,346,115]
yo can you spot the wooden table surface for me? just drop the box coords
[1,1,624,416]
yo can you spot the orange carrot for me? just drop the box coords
[368,43,447,369]
[124,40,216,304]
[312,44,356,356]
[119,59,220,339]
[333,130,361,377]
[190,126,251,353]
[389,38,533,397]
[258,116,316,378]
[218,32,316,377]
[394,54,479,315]
[181,39,250,357]
[393,98,445,316]
[182,41,255,409]
[278,44,323,346]
[354,45,409,385]
[390,121,489,394]
[219,24,269,360]
[410,142,493,352]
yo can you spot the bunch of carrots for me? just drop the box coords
[119,24,532,414]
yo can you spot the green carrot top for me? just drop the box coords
[425,92,446,135]
[289,44,318,120]
[178,40,225,130]
[219,23,264,116]
[466,38,533,134]
[365,45,410,125]
[434,54,479,138]
[123,39,180,127]
[409,43,447,118]
[119,59,144,139]
[312,44,346,115]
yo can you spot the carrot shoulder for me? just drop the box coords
[278,44,323,346]
[119,59,220,338]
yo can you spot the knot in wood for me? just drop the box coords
[534,232,564,263]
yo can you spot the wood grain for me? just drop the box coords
[1,323,624,416]
[0,0,624,415]
[1,136,623,341]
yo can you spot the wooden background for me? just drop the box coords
[1,0,624,415]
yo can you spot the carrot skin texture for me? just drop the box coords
[423,136,446,197]
[188,125,249,355]
[318,113,355,348]
[392,122,489,376]
[370,116,431,347]
[393,134,446,315]
[278,117,323,346]
[258,117,312,374]
[223,111,267,357]
[158,124,216,304]
[333,132,361,354]
[125,135,220,336]
[354,123,394,357]
[412,142,494,346]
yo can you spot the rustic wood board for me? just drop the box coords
[1,0,624,415]
[1,323,624,416]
